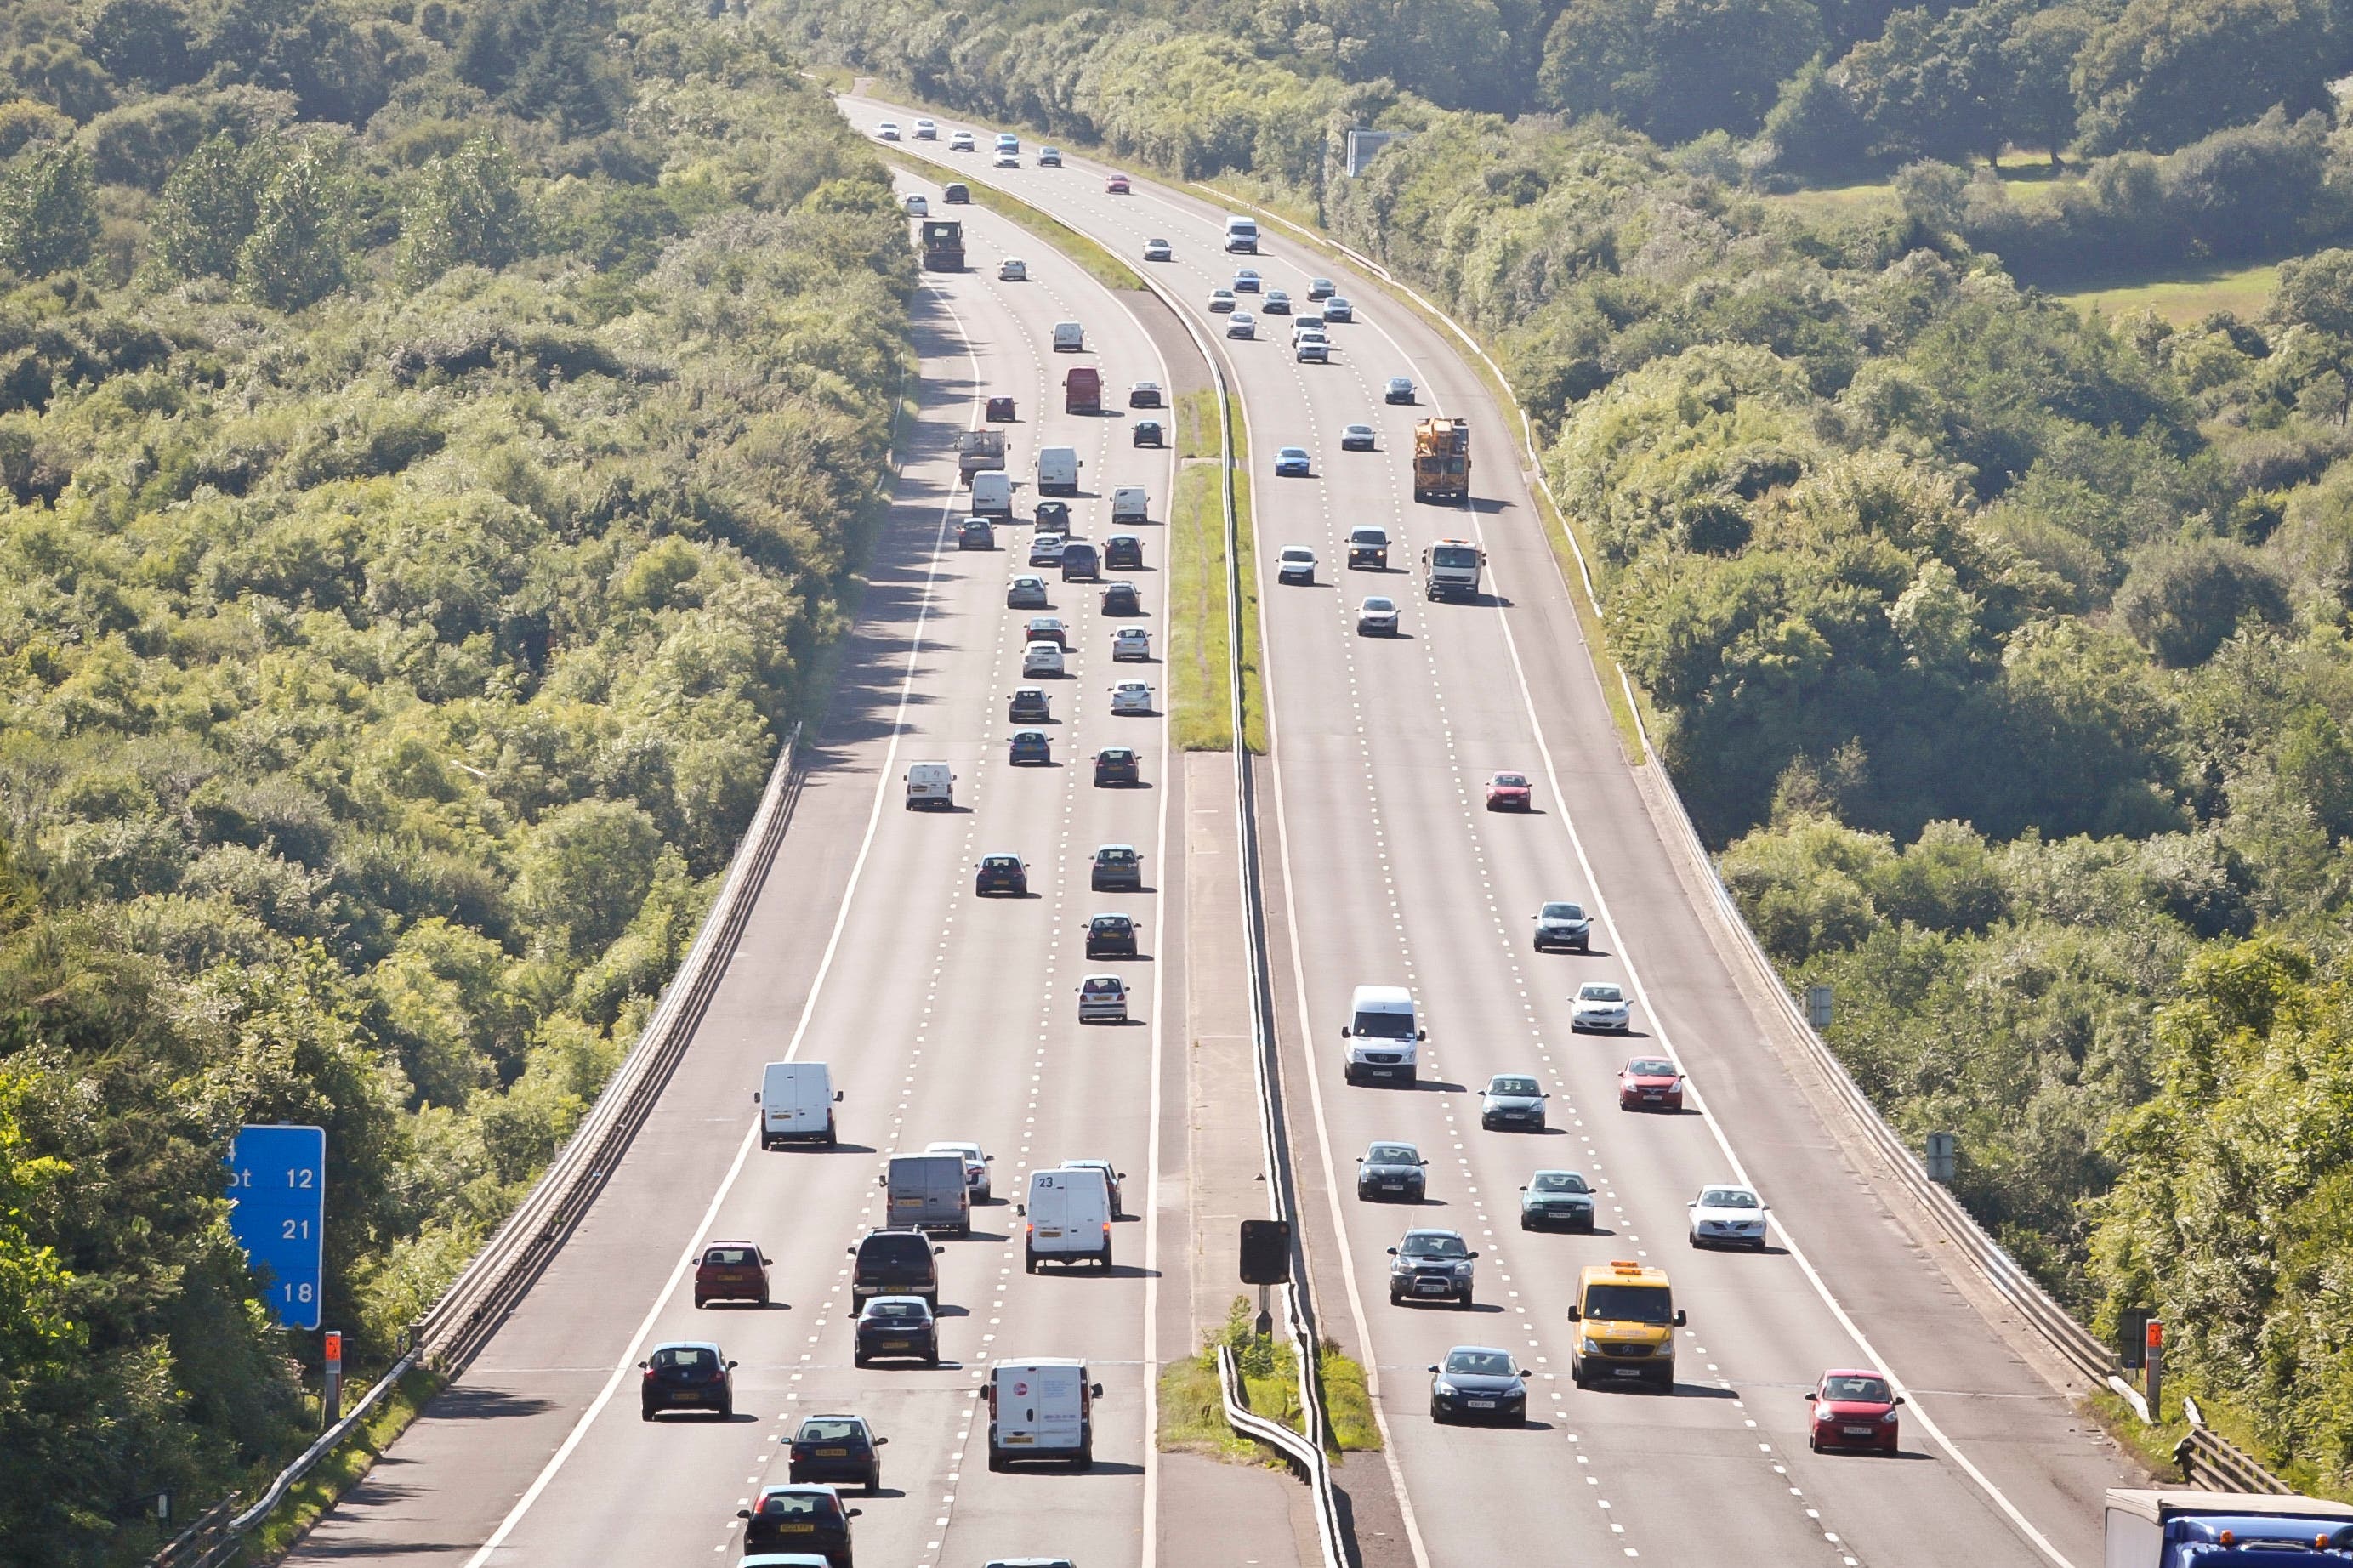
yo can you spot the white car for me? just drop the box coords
[1109,680,1154,715]
[994,151,1020,168]
[1030,534,1069,567]
[913,119,938,139]
[1143,238,1174,262]
[1023,640,1066,678]
[1276,545,1316,584]
[1688,1184,1769,1250]
[876,121,901,140]
[1208,288,1236,313]
[950,130,976,151]
[1077,974,1128,1024]
[905,194,929,216]
[1111,627,1151,661]
[926,1140,992,1201]
[1226,311,1256,339]
[1296,336,1329,364]
[1356,596,1400,635]
[999,258,1028,281]
[1006,575,1049,608]
[1571,981,1633,1033]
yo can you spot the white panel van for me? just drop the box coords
[756,1062,840,1147]
[904,762,955,809]
[1020,1166,1112,1270]
[986,1359,1102,1470]
[1051,321,1084,352]
[970,470,1013,517]
[1109,486,1147,525]
[1340,984,1423,1086]
[1223,215,1259,253]
[1036,446,1083,497]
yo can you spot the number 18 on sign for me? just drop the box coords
[226,1125,325,1330]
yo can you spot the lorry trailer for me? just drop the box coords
[919,219,964,271]
[2105,1489,2353,1568]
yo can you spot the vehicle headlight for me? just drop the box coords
[1580,1337,1601,1355]
[1880,1409,1900,1423]
[1453,1261,1472,1275]
[1431,1381,1456,1396]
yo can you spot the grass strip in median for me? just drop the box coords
[884,146,1145,293]
[1158,1298,1378,1460]
[1168,390,1266,753]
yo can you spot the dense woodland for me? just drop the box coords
[0,2,910,1559]
[780,0,2353,1486]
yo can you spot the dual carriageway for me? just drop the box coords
[285,88,2137,1568]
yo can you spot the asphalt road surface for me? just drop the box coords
[836,97,2138,1568]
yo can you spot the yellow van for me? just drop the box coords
[1567,1259,1684,1391]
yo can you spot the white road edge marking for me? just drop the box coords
[460,285,985,1568]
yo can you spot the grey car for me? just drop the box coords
[1480,1073,1549,1132]
[1428,1345,1529,1425]
[1519,1169,1596,1231]
[1355,1141,1428,1202]
[1533,900,1593,952]
[1387,1229,1476,1307]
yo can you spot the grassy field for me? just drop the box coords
[1157,1298,1380,1459]
[2055,260,2282,326]
[883,148,1145,293]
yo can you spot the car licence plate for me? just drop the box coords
[1037,1227,1061,1238]
[1644,1093,1662,1100]
[1468,1399,1496,1409]
[882,1340,910,1350]
[1382,1181,1404,1190]
[1415,1279,1448,1293]
[1611,1366,1640,1378]
[777,1523,816,1534]
[817,1447,847,1457]
[1844,1425,1874,1438]
[1005,1434,1032,1446]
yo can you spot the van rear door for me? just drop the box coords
[997,1364,1083,1450]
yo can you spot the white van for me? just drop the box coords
[1223,215,1259,253]
[905,762,955,809]
[1020,1166,1112,1270]
[1050,321,1084,352]
[756,1062,840,1148]
[1036,446,1083,496]
[969,470,1013,517]
[881,1151,972,1235]
[986,1360,1102,1470]
[1340,984,1424,1085]
[1109,486,1148,526]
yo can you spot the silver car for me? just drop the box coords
[1356,595,1400,635]
[1572,981,1632,1032]
[1479,1073,1549,1132]
[1387,1229,1476,1307]
[925,1140,992,1202]
[1688,1184,1769,1249]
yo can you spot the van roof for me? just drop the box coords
[1350,985,1414,1007]
[1578,1259,1670,1287]
[993,1357,1085,1372]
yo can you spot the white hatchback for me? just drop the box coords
[1023,641,1066,678]
[1108,680,1154,715]
[1276,545,1316,584]
[999,258,1028,281]
[1571,981,1632,1032]
[1077,974,1128,1023]
[1688,1184,1769,1250]
[1226,311,1256,339]
[950,130,976,151]
[1111,627,1151,661]
[913,119,938,139]
[876,121,901,140]
[1356,596,1400,635]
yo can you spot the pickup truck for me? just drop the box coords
[956,429,1006,478]
[2106,1490,2353,1566]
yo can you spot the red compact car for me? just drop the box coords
[1806,1369,1903,1452]
[693,1240,772,1307]
[1485,771,1533,810]
[1106,172,1131,193]
[1617,1058,1685,1111]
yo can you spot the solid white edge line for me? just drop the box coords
[460,283,984,1568]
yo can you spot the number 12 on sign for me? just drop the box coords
[225,1125,326,1330]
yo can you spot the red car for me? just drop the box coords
[1485,771,1533,810]
[693,1240,772,1307]
[1106,172,1131,193]
[1806,1369,1903,1453]
[1617,1058,1684,1111]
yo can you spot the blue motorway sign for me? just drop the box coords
[225,1125,325,1330]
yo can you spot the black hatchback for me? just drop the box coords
[1100,582,1141,616]
[788,1412,888,1490]
[1084,912,1139,958]
[639,1340,735,1420]
[1094,747,1140,787]
[848,1228,944,1304]
[1133,418,1164,447]
[738,1484,859,1567]
[976,854,1028,896]
[853,1296,941,1367]
[1105,534,1144,570]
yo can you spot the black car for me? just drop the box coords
[1091,844,1142,891]
[1101,581,1141,615]
[1094,747,1140,787]
[739,1485,859,1568]
[975,854,1028,896]
[1479,1074,1549,1131]
[1133,419,1164,447]
[1520,1169,1596,1230]
[847,1228,945,1304]
[1035,498,1072,531]
[1387,1229,1476,1306]
[1105,534,1144,570]
[1307,277,1336,300]
[1009,686,1051,723]
[852,1296,941,1368]
[1084,912,1138,958]
[788,1413,888,1490]
[958,517,994,549]
[639,1340,735,1420]
[1009,729,1052,765]
[943,182,970,204]
[1428,1346,1528,1425]
[1356,1141,1428,1202]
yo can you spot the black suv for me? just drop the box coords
[738,1485,859,1567]
[847,1228,944,1304]
[1084,912,1139,958]
[1105,534,1144,570]
[1094,747,1140,787]
[788,1413,888,1491]
[975,855,1028,896]
[1100,582,1141,616]
[1091,845,1142,891]
[639,1340,735,1420]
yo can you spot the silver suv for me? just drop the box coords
[1387,1229,1476,1307]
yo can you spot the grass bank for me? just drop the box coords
[1167,389,1266,753]
[884,147,1145,293]
[2055,259,2281,327]
[243,1366,445,1560]
[1157,1298,1379,1460]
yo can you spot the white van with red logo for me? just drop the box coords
[986,1359,1103,1469]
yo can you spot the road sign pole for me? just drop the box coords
[322,1330,343,1430]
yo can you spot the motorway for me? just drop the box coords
[838,98,2137,1568]
[288,175,1203,1567]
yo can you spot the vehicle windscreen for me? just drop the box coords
[1542,903,1585,920]
[704,1247,755,1265]
[1352,1006,1416,1039]
[1092,917,1128,933]
[1431,545,1479,568]
[1490,1077,1540,1096]
[1583,1284,1673,1323]
[1630,1060,1675,1077]
[1368,1145,1418,1166]
[1405,1234,1467,1258]
[1701,1188,1758,1209]
[1446,1350,1513,1377]
[799,1417,863,1441]
[1531,1172,1588,1194]
[984,857,1018,871]
[1580,985,1624,1003]
[1099,849,1136,863]
[1351,529,1388,543]
[1493,774,1528,787]
[1823,1376,1891,1403]
[1365,599,1396,612]
[1083,978,1121,996]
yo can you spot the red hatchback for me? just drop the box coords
[1106,172,1131,193]
[1617,1058,1685,1111]
[1485,771,1533,810]
[1806,1369,1903,1453]
[694,1240,772,1308]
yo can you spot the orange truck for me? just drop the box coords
[1412,417,1470,503]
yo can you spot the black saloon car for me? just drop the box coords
[1105,534,1144,570]
[1094,747,1140,787]
[788,1412,888,1490]
[1356,1141,1428,1202]
[1100,581,1141,616]
[1084,912,1139,958]
[639,1340,735,1419]
[738,1485,859,1567]
[1428,1346,1528,1425]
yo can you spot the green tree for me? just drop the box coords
[1837,3,2009,165]
[398,135,531,287]
[2114,536,2292,668]
[2271,248,2353,339]
[518,798,665,955]
[0,139,94,277]
[234,139,347,310]
[151,132,264,281]
[458,0,630,139]
[2071,0,2331,154]
[2000,3,2092,162]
